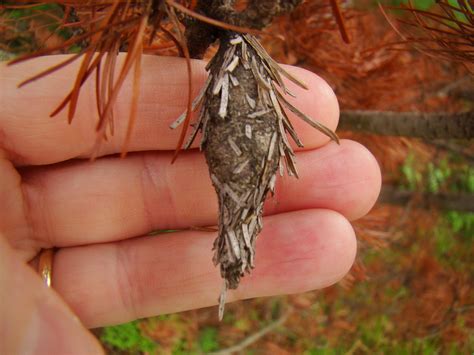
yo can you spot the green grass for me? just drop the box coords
[400,152,473,193]
[100,321,156,354]
[198,327,220,352]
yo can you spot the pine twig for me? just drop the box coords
[339,110,474,139]
[379,185,474,212]
[208,308,293,355]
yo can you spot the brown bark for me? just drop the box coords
[379,185,474,212]
[339,110,474,139]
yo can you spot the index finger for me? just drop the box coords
[0,54,338,166]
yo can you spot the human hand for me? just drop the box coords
[0,54,381,353]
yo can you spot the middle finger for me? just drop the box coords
[18,140,380,251]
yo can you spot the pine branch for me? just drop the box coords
[208,308,292,355]
[184,0,304,58]
[379,185,474,212]
[339,110,474,139]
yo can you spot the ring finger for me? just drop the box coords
[14,140,380,258]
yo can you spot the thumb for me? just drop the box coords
[0,236,104,354]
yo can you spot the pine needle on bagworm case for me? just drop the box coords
[172,32,338,319]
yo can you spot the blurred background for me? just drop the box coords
[1,0,472,353]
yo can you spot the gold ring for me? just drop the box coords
[38,248,54,288]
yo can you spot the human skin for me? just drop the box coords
[0,54,381,354]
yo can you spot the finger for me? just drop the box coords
[18,140,380,253]
[1,55,338,166]
[52,209,356,328]
[0,236,103,354]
